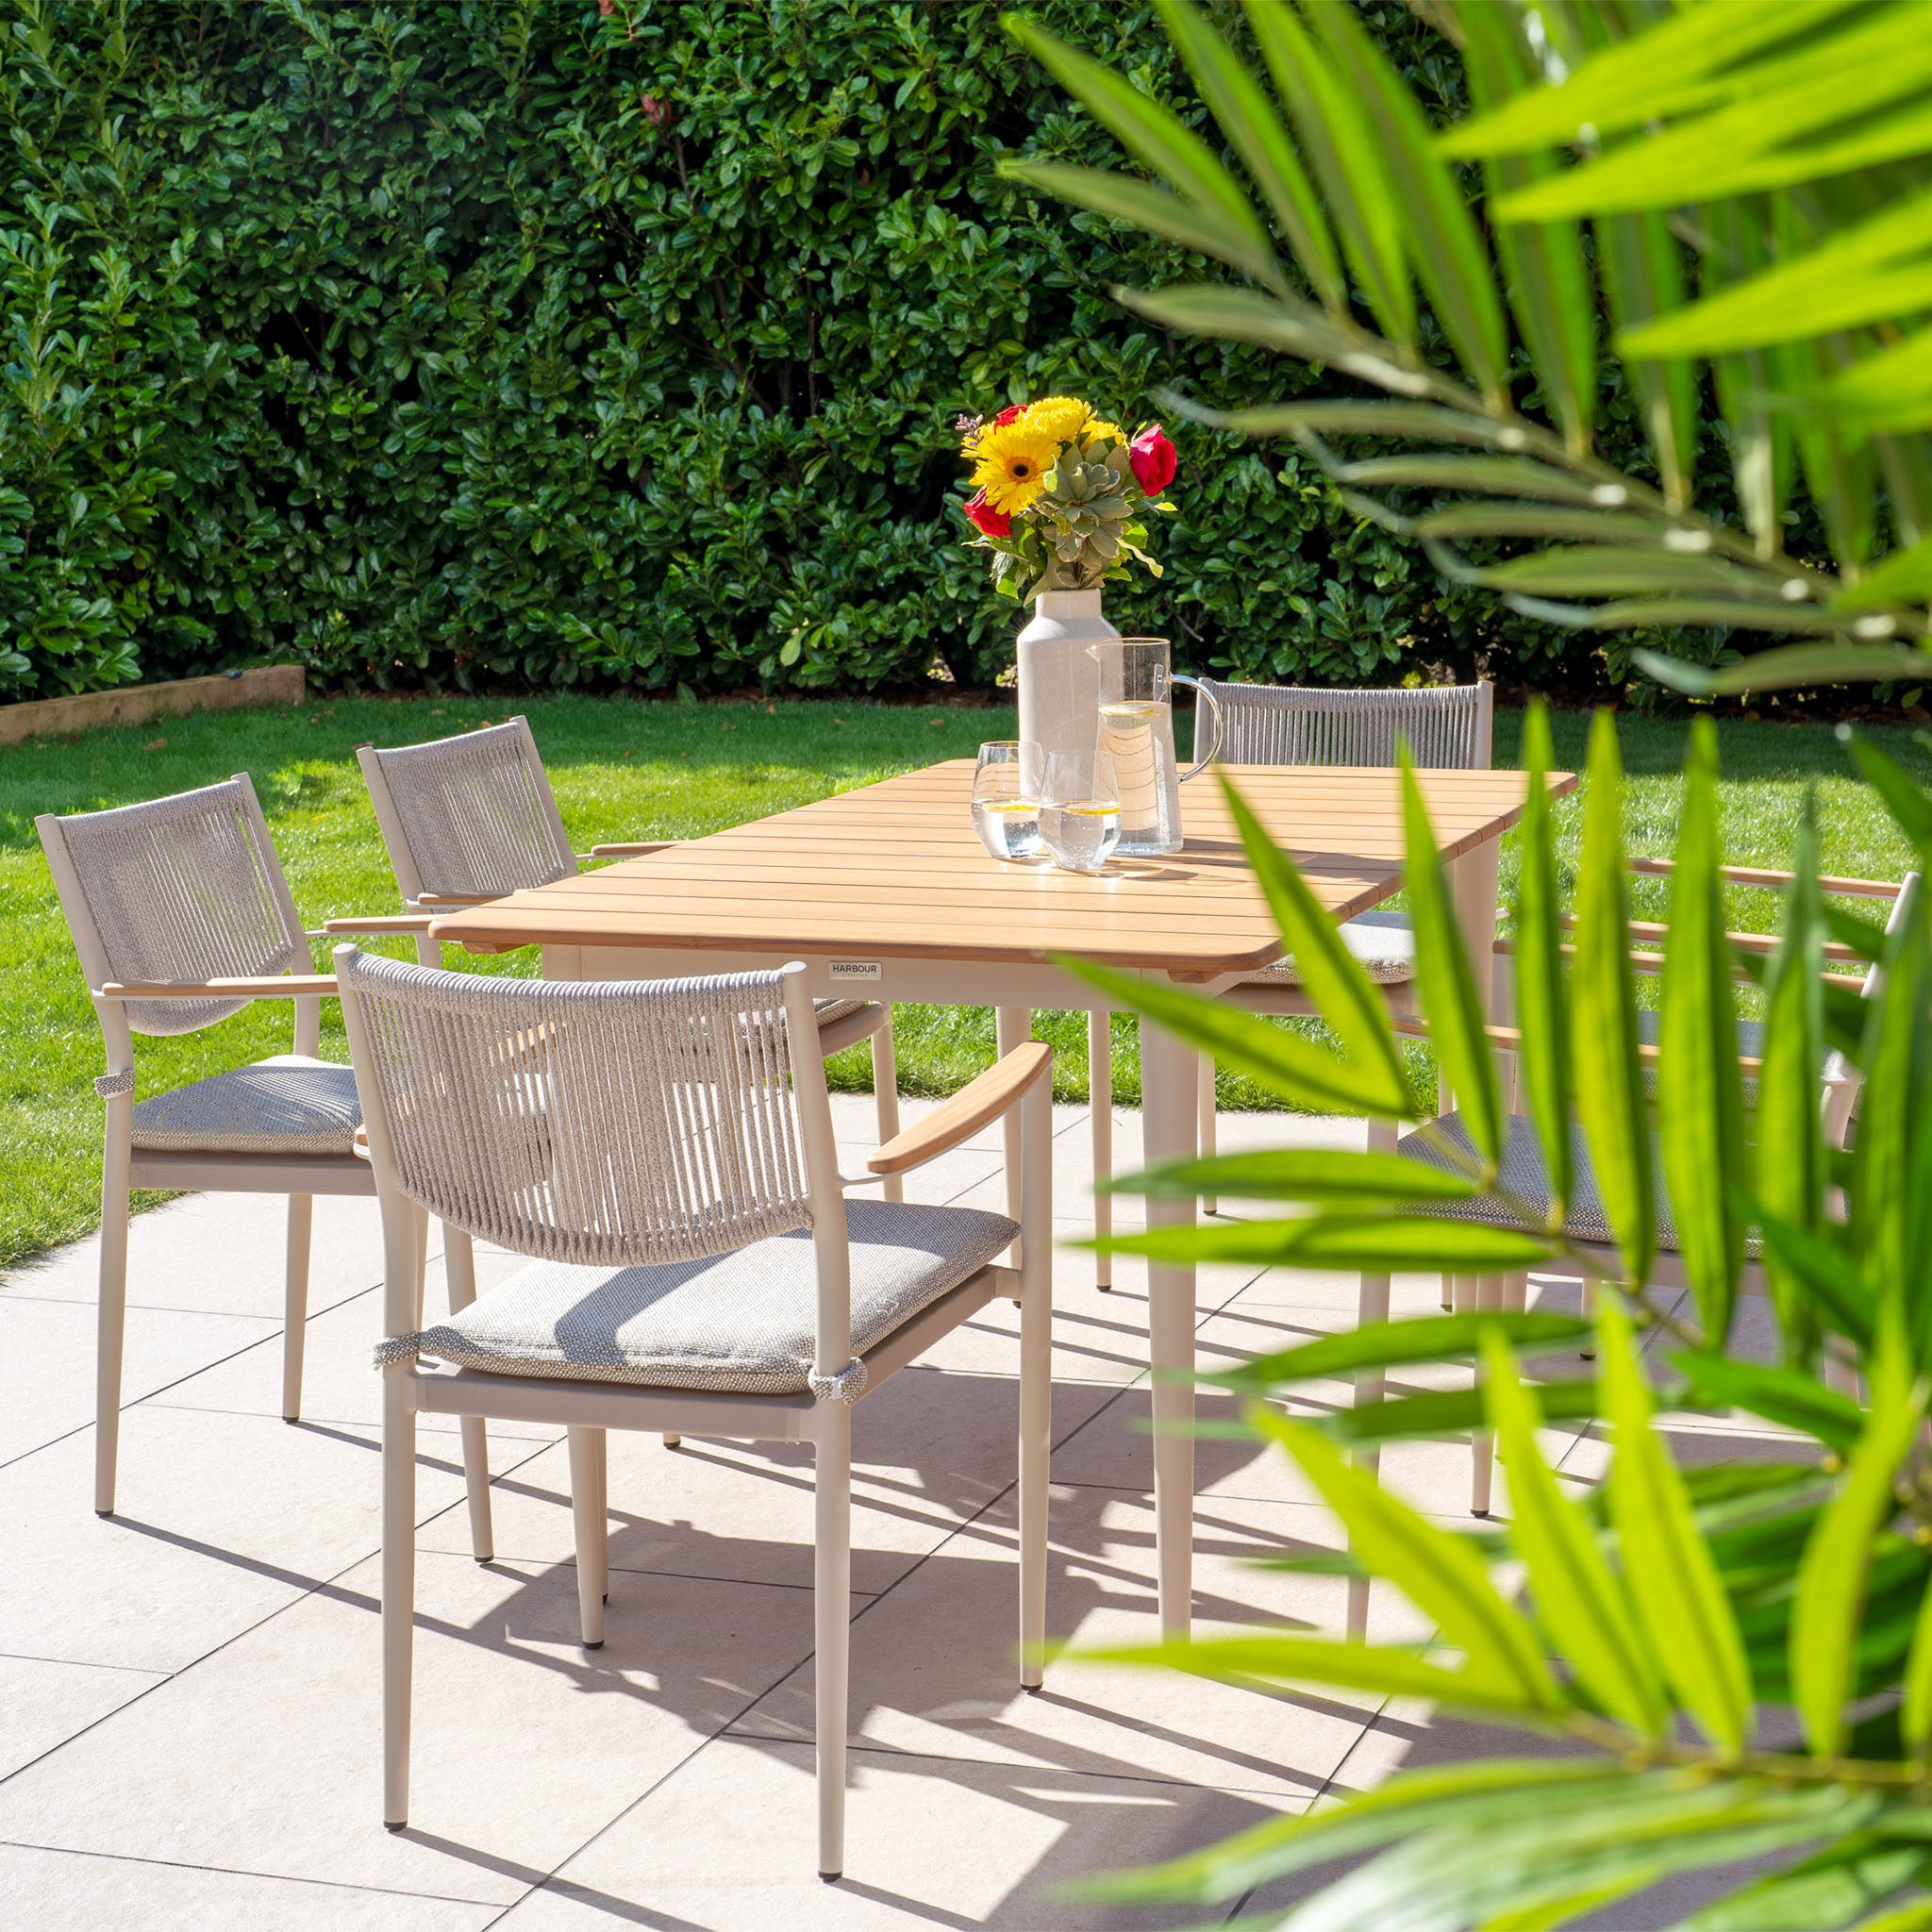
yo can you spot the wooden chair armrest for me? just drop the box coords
[1626,857,1903,899]
[1493,934,1865,992]
[1557,912,1864,964]
[97,975,339,1000]
[317,914,437,936]
[581,841,683,859]
[866,1041,1053,1175]
[412,891,500,908]
[1392,1014,1762,1074]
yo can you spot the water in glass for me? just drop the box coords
[1041,798,1121,871]
[973,796,1042,859]
[971,740,1045,860]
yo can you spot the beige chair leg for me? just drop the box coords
[95,1115,132,1517]
[568,1427,608,1648]
[381,1368,415,1831]
[442,1228,492,1562]
[1089,1008,1112,1291]
[662,1433,683,1449]
[282,1192,312,1423]
[815,1400,853,1881]
[1198,1057,1219,1214]
[1471,1274,1505,1517]
[870,1021,904,1206]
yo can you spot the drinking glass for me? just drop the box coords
[971,741,1045,860]
[1041,749,1122,873]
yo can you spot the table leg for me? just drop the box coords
[996,1008,1031,1270]
[1444,834,1503,1121]
[1140,1013,1198,1637]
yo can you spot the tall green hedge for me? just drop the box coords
[0,0,1690,704]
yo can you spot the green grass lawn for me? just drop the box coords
[4,691,1926,1272]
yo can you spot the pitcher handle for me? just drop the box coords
[1173,675,1224,780]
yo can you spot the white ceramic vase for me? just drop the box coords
[1014,588,1119,773]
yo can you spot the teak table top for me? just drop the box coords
[429,760,1576,978]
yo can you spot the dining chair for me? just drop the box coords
[1405,866,1919,1517]
[35,774,486,1523]
[1085,680,1490,1333]
[338,948,1054,1878]
[356,717,907,1207]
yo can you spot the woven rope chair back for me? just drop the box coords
[340,951,811,1269]
[1200,681,1491,771]
[49,777,305,1037]
[365,719,573,900]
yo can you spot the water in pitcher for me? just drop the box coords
[1099,699,1175,850]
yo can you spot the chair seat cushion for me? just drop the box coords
[1400,1111,1682,1254]
[130,1054,362,1157]
[397,1199,1018,1394]
[1241,908,1417,987]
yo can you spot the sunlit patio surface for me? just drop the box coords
[0,1096,1774,1929]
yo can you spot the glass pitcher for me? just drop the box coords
[1089,639,1224,857]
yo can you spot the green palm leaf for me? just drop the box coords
[1600,1299,1754,1756]
[1244,0,1414,348]
[1790,1345,1925,1757]
[1305,0,1507,406]
[1658,718,1749,1344]
[1481,1333,1666,1738]
[1152,0,1343,310]
[1255,1408,1562,1711]
[1512,702,1571,1226]
[1000,16,1287,295]
[1572,711,1654,1286]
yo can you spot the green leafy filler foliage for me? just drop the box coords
[4,0,1745,707]
[1045,709,1932,1929]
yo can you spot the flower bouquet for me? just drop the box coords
[956,395,1177,601]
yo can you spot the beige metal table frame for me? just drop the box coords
[428,760,1568,1636]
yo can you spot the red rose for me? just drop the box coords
[1128,423,1177,496]
[597,0,614,13]
[963,489,1011,539]
[992,403,1025,426]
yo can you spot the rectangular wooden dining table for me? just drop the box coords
[430,758,1573,1635]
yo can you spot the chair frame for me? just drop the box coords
[340,954,1054,1879]
[35,773,439,1516]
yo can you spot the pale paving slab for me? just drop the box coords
[0,1843,499,1932]
[0,1407,548,1673]
[0,1549,839,1907]
[0,1294,278,1469]
[0,1654,163,1782]
[489,1736,1297,1931]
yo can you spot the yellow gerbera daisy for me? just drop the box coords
[971,419,1060,515]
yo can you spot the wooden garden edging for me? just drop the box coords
[0,666,306,748]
